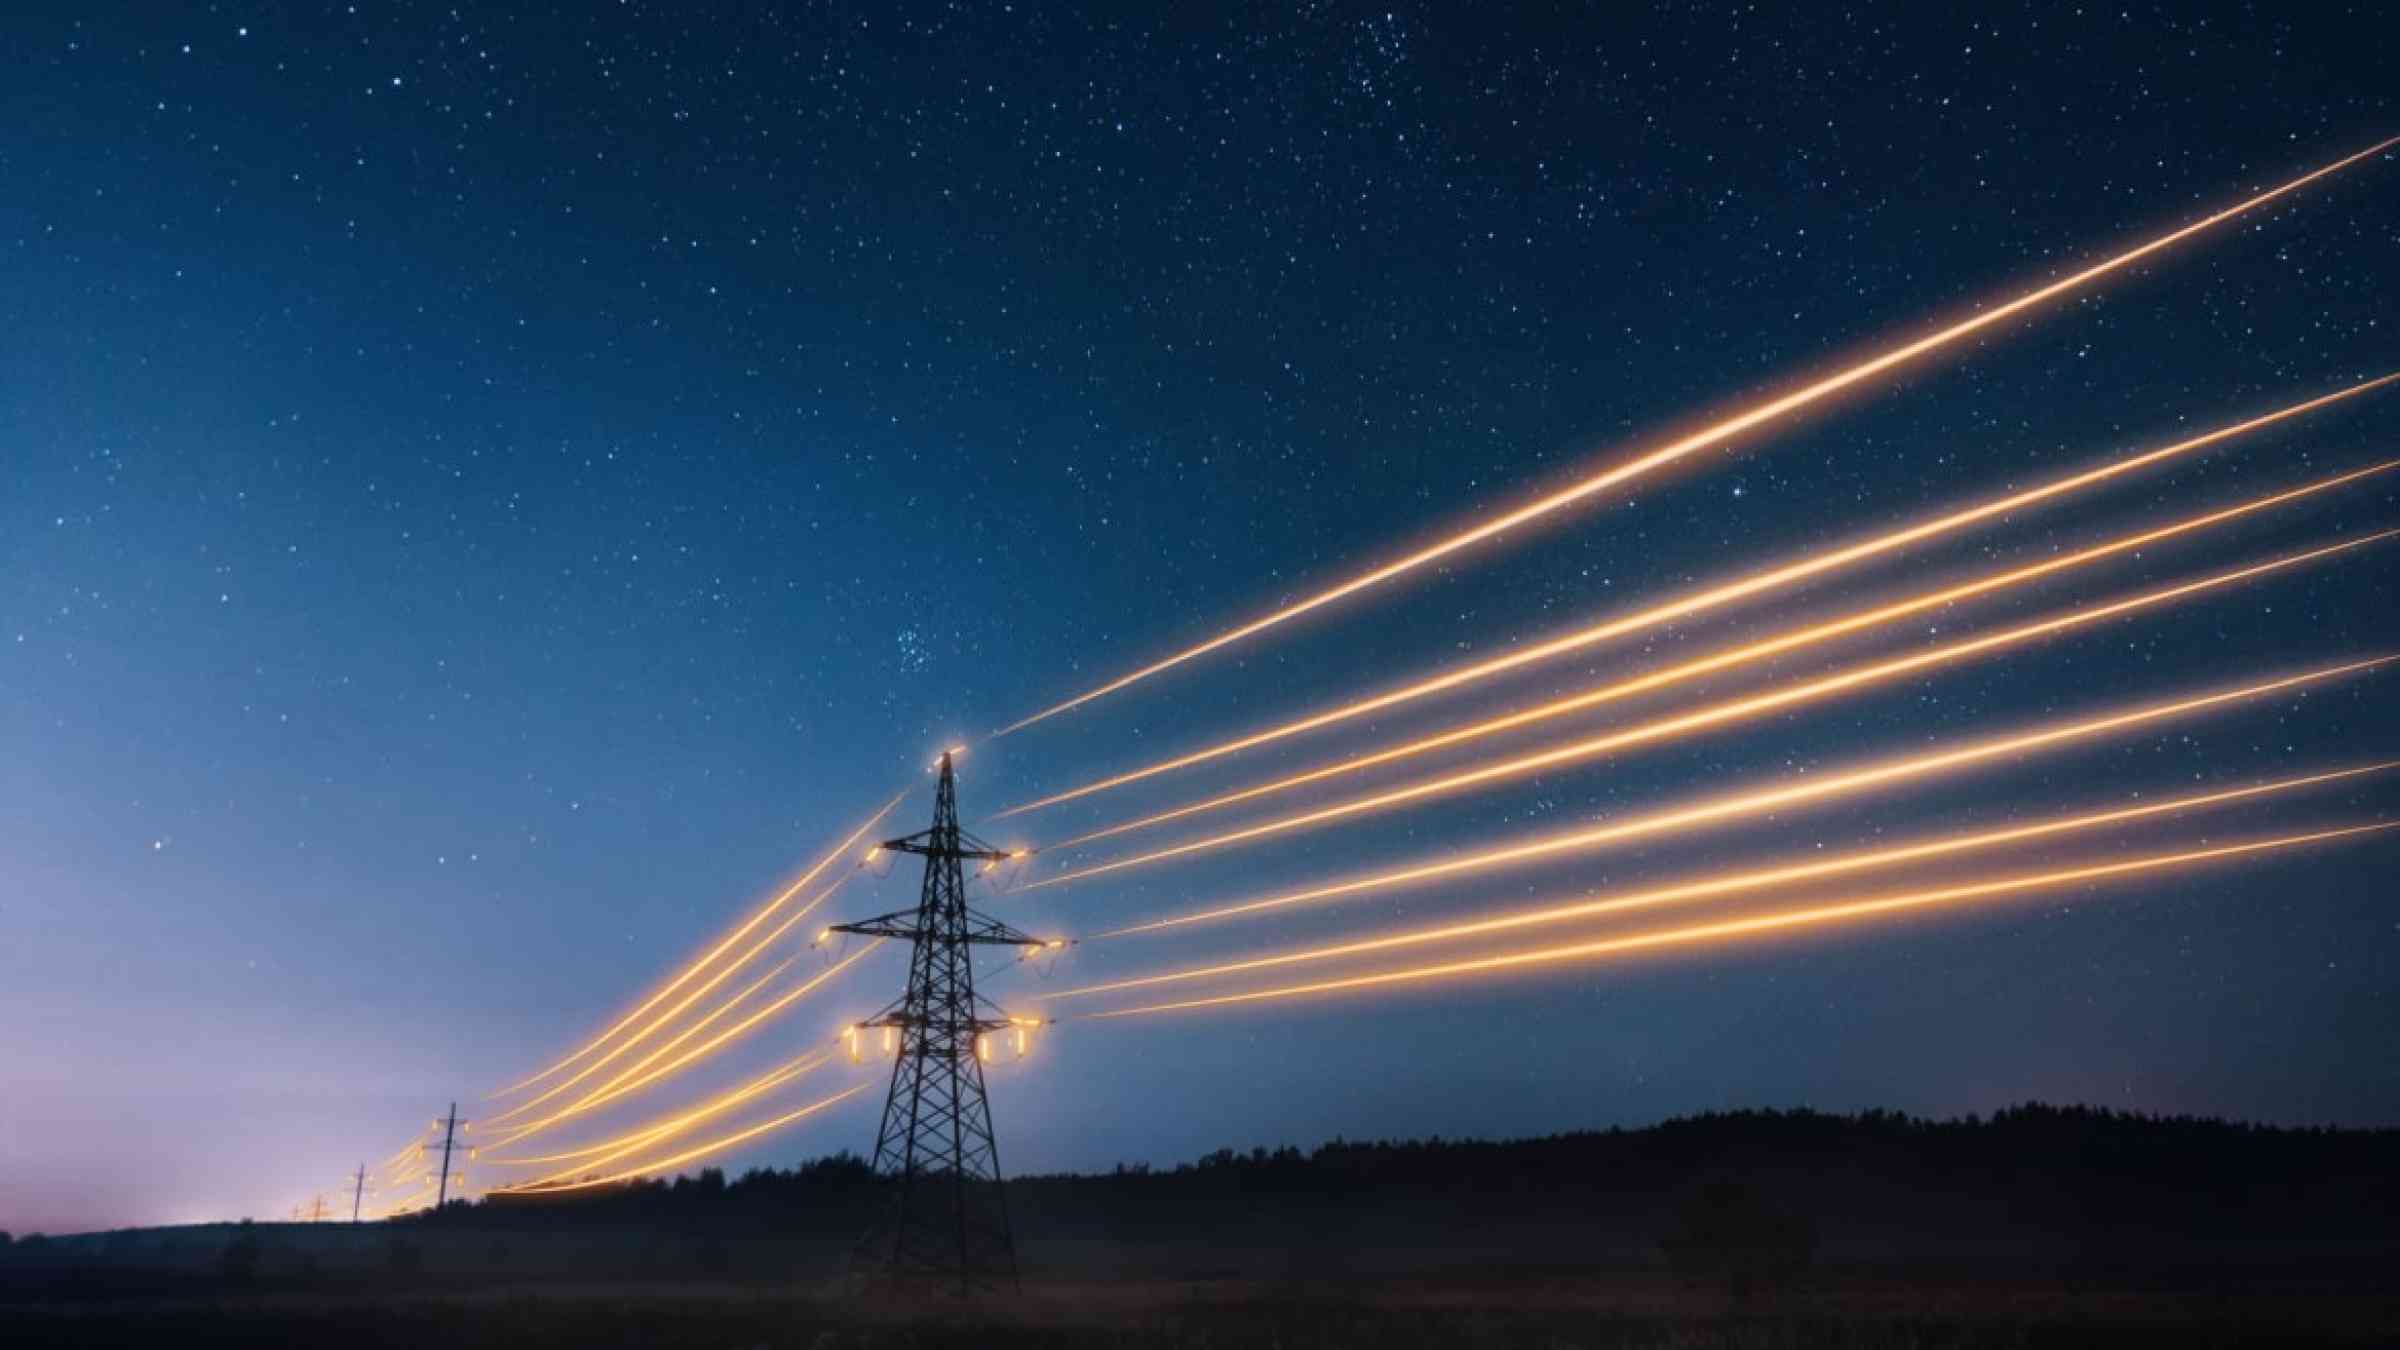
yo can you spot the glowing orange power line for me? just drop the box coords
[1084,825,2397,1019]
[1032,533,2392,889]
[483,957,801,1148]
[497,1084,871,1195]
[486,942,885,1149]
[374,1186,436,1218]
[1049,462,2398,850]
[502,1067,833,1190]
[489,1053,835,1188]
[485,871,857,1126]
[992,138,2398,740]
[1046,761,2397,1000]
[492,795,902,1099]
[999,375,2397,820]
[486,1049,831,1169]
[377,1134,427,1169]
[1092,654,2395,938]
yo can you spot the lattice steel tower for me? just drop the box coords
[829,752,1035,1290]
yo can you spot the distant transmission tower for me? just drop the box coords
[350,1164,368,1223]
[431,1102,469,1209]
[829,751,1036,1291]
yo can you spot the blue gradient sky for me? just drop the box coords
[4,3,2394,1233]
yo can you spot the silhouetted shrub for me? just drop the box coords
[218,1221,263,1283]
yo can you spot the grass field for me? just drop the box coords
[6,1273,2395,1349]
[11,1113,2393,1346]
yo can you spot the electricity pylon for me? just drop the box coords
[829,751,1034,1291]
[431,1102,468,1209]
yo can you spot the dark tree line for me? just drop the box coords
[412,1103,2396,1252]
[5,1105,2391,1299]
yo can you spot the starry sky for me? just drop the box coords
[4,3,2394,1234]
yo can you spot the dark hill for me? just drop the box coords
[450,1103,2400,1285]
[9,1104,2392,1292]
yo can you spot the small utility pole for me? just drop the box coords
[432,1102,467,1209]
[350,1164,368,1223]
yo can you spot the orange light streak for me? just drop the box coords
[1094,655,2395,938]
[374,1187,435,1218]
[1052,463,2398,849]
[485,871,857,1125]
[482,957,800,1148]
[491,1053,835,1188]
[1035,535,2391,888]
[1001,377,2397,820]
[377,1136,426,1169]
[486,942,885,1148]
[498,1085,871,1195]
[992,139,2398,741]
[1085,826,2397,1019]
[1047,762,2396,999]
[491,795,902,1098]
[483,1050,831,1168]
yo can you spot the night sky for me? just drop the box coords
[4,3,2394,1234]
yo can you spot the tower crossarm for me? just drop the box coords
[826,911,930,941]
[876,829,1013,862]
[857,1009,1020,1035]
[831,905,1040,947]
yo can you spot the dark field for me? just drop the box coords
[6,1274,2397,1350]
[7,1108,2393,1347]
